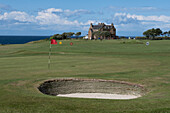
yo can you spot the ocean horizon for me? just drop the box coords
[0,36,51,44]
[0,35,137,45]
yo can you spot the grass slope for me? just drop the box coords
[0,39,170,113]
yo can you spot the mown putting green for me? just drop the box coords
[0,39,170,113]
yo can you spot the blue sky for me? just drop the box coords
[0,0,170,36]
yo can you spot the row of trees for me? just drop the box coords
[51,32,81,40]
[162,31,170,37]
[143,28,170,39]
[93,31,112,40]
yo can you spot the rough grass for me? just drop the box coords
[0,39,170,113]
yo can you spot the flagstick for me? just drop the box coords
[48,43,51,69]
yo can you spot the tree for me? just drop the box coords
[143,29,154,39]
[52,34,62,40]
[75,32,81,36]
[168,30,170,37]
[93,31,101,39]
[75,32,81,39]
[163,31,168,37]
[143,28,162,39]
[101,31,111,39]
[61,32,67,40]
[93,31,111,40]
[67,32,75,37]
[150,28,157,39]
[51,32,76,40]
[155,28,162,36]
[143,30,150,38]
[61,32,75,39]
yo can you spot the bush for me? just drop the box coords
[135,37,170,40]
[161,37,170,40]
[119,36,127,39]
[135,37,149,40]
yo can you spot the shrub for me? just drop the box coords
[136,36,170,40]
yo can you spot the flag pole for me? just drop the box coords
[48,42,51,69]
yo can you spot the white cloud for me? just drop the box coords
[38,8,93,18]
[107,13,139,25]
[0,11,35,23]
[108,6,158,12]
[35,10,80,25]
[111,13,170,25]
[1,8,169,35]
[0,3,13,11]
[63,9,92,16]
[0,8,95,26]
[35,8,99,26]
[106,13,170,35]
[44,8,63,13]
[80,20,99,25]
[127,14,170,22]
[137,7,157,10]
[34,8,96,26]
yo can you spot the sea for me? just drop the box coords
[0,36,51,44]
[0,35,136,45]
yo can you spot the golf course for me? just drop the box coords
[0,39,170,113]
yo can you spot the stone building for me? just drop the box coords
[88,23,116,40]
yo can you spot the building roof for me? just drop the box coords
[92,25,103,30]
[91,23,115,30]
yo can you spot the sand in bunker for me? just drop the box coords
[57,93,141,99]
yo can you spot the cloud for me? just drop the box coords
[63,9,93,17]
[0,8,99,33]
[107,13,170,25]
[108,6,158,12]
[0,9,80,25]
[0,3,13,11]
[35,8,99,26]
[44,8,63,13]
[126,14,170,22]
[105,13,170,35]
[80,20,98,25]
[0,11,35,23]
[35,9,81,25]
[36,10,69,25]
[1,7,169,36]
[34,8,97,25]
[106,13,139,25]
[0,8,96,25]
[39,8,94,18]
[111,13,139,25]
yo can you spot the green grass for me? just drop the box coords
[0,39,170,113]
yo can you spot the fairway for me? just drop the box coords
[0,40,170,113]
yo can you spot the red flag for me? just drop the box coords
[70,42,73,46]
[51,39,57,44]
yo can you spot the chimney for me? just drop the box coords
[90,23,93,27]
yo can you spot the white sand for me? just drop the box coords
[57,93,141,100]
